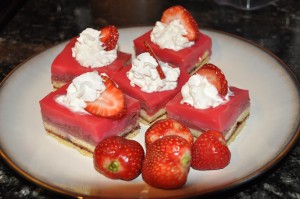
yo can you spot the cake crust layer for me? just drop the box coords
[43,120,141,157]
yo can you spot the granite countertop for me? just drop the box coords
[0,0,299,198]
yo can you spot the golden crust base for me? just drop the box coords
[189,106,250,144]
[188,50,211,75]
[43,121,140,157]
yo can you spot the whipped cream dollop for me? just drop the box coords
[181,74,233,109]
[55,71,105,113]
[127,52,180,93]
[150,19,194,51]
[72,28,118,68]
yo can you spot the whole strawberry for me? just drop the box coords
[93,136,144,181]
[191,130,231,170]
[142,135,191,189]
[145,119,194,148]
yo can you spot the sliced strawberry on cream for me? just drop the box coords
[85,76,127,119]
[99,25,119,51]
[161,5,199,41]
[196,63,228,96]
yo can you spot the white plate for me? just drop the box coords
[0,27,299,198]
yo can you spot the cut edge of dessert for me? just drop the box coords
[139,108,168,125]
[43,120,140,157]
[188,50,211,75]
[189,106,250,144]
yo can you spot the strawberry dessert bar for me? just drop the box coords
[51,25,131,89]
[166,63,250,142]
[40,71,140,155]
[109,43,190,124]
[133,5,212,74]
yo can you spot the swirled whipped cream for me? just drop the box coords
[72,28,118,68]
[127,52,180,93]
[181,74,233,109]
[55,71,105,113]
[150,19,194,51]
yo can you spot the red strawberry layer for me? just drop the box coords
[51,38,131,87]
[39,84,140,145]
[133,30,212,73]
[108,66,190,116]
[166,87,250,133]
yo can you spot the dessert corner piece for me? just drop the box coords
[166,63,250,143]
[40,72,140,156]
[133,5,212,74]
[51,26,131,89]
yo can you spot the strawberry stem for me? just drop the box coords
[182,154,191,167]
[109,161,120,172]
[144,41,166,79]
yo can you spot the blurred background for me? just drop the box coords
[0,0,299,76]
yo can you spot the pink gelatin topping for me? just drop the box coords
[133,30,212,73]
[40,84,140,145]
[166,87,250,133]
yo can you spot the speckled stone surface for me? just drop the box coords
[0,0,299,198]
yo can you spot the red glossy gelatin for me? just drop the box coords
[51,38,131,88]
[166,87,250,134]
[39,84,140,151]
[109,66,190,119]
[133,30,212,73]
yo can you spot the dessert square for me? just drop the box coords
[108,53,190,124]
[40,73,140,156]
[165,63,250,143]
[166,86,250,141]
[134,30,211,74]
[51,27,131,89]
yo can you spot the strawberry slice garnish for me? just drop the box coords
[144,41,166,79]
[101,74,116,89]
[196,63,228,96]
[85,76,126,119]
[161,5,199,41]
[99,25,119,51]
